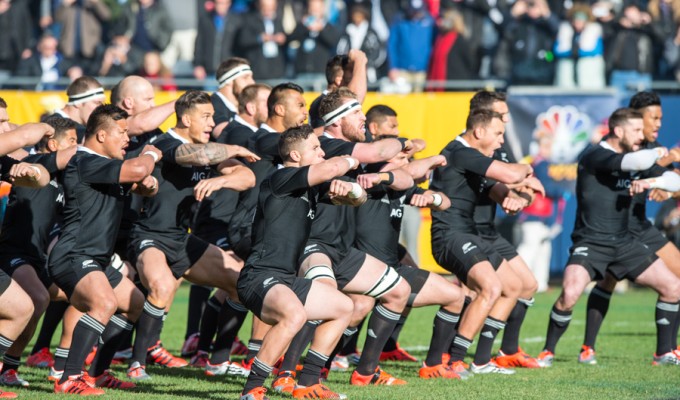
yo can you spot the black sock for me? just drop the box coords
[245,339,262,364]
[186,285,212,339]
[31,301,68,354]
[655,301,679,355]
[89,314,134,377]
[60,314,105,383]
[325,326,358,369]
[210,299,249,365]
[449,334,472,363]
[501,298,533,355]
[584,287,611,349]
[280,321,318,372]
[544,306,572,353]
[0,335,13,360]
[117,327,134,352]
[131,301,164,366]
[383,315,407,352]
[1,354,20,373]
[340,319,363,356]
[197,296,222,353]
[473,317,505,365]
[298,349,328,387]
[53,347,69,371]
[356,304,401,375]
[449,296,473,354]
[242,357,272,394]
[425,308,459,366]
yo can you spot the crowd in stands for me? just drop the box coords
[3,0,680,92]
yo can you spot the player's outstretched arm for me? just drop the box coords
[485,160,533,184]
[0,123,54,157]
[119,145,162,183]
[356,168,413,190]
[127,100,176,135]
[630,171,680,195]
[55,145,78,170]
[307,156,359,187]
[174,143,260,167]
[402,154,446,181]
[352,137,407,164]
[621,147,667,172]
[8,162,50,188]
[410,190,450,211]
[132,175,159,197]
[193,159,256,201]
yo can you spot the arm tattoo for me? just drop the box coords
[174,143,231,166]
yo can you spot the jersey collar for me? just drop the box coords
[54,109,70,119]
[234,115,258,132]
[77,145,109,159]
[261,123,278,133]
[599,141,616,152]
[455,135,471,147]
[166,128,191,144]
[214,92,237,113]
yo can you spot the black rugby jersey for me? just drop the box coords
[430,137,495,239]
[307,135,358,254]
[474,143,516,236]
[218,116,259,148]
[246,166,317,273]
[49,148,129,265]
[0,153,62,260]
[629,140,668,235]
[211,92,237,127]
[355,183,422,266]
[132,131,213,238]
[572,142,665,242]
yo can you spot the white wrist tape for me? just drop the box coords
[432,193,443,207]
[348,182,363,199]
[344,157,356,170]
[143,151,159,163]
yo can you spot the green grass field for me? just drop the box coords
[9,284,680,399]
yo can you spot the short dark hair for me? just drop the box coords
[469,91,507,112]
[628,91,661,110]
[175,90,212,119]
[85,104,128,138]
[0,97,6,109]
[237,83,271,114]
[366,104,397,125]
[66,76,102,97]
[325,55,349,85]
[110,82,122,106]
[38,115,78,151]
[318,87,358,121]
[465,109,503,132]
[267,82,304,118]
[279,124,315,162]
[216,57,251,82]
[608,108,643,134]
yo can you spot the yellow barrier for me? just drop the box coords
[0,90,475,273]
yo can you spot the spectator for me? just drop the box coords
[337,2,386,83]
[54,0,112,75]
[193,0,241,80]
[237,0,287,80]
[98,35,142,77]
[161,0,199,71]
[121,0,173,57]
[14,33,82,90]
[648,0,680,79]
[387,0,436,93]
[554,4,606,88]
[606,3,661,94]
[498,0,559,85]
[288,0,342,80]
[0,0,33,78]
[139,51,176,91]
[427,7,476,89]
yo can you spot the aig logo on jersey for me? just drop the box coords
[615,179,631,189]
[390,208,403,218]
